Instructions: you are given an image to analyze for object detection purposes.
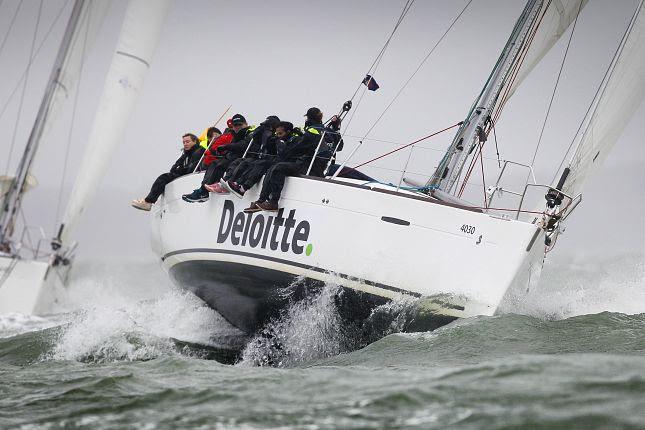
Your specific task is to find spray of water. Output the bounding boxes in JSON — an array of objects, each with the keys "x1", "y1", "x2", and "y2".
[
  {"x1": 500, "y1": 252, "x2": 645, "y2": 319},
  {"x1": 48, "y1": 289, "x2": 242, "y2": 363},
  {"x1": 239, "y1": 282, "x2": 419, "y2": 367}
]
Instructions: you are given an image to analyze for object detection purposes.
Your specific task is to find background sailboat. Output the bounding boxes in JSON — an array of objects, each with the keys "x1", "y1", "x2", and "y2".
[{"x1": 0, "y1": 0, "x2": 169, "y2": 313}]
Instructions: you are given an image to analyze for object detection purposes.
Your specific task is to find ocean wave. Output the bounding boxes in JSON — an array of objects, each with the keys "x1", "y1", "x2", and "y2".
[{"x1": 500, "y1": 252, "x2": 645, "y2": 319}]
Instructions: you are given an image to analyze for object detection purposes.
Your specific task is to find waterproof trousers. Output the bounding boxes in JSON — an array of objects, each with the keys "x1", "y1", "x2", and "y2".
[
  {"x1": 258, "y1": 161, "x2": 302, "y2": 203},
  {"x1": 202, "y1": 157, "x2": 234, "y2": 186},
  {"x1": 232, "y1": 159, "x2": 274, "y2": 189},
  {"x1": 145, "y1": 172, "x2": 180, "y2": 203}
]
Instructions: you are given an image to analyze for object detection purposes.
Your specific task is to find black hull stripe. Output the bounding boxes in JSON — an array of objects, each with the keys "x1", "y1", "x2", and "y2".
[{"x1": 162, "y1": 248, "x2": 422, "y2": 298}]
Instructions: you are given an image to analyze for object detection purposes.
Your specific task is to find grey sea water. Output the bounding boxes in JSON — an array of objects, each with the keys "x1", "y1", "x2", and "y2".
[{"x1": 1, "y1": 255, "x2": 644, "y2": 429}]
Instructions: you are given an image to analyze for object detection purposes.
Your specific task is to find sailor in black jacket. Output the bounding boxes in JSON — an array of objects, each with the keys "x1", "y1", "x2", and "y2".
[
  {"x1": 229, "y1": 121, "x2": 302, "y2": 199},
  {"x1": 250, "y1": 107, "x2": 342, "y2": 212},
  {"x1": 132, "y1": 133, "x2": 204, "y2": 211}
]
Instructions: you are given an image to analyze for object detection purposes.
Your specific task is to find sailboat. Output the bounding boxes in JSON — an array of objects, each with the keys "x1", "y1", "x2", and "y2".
[
  {"x1": 0, "y1": 0, "x2": 169, "y2": 314},
  {"x1": 150, "y1": 0, "x2": 645, "y2": 335}
]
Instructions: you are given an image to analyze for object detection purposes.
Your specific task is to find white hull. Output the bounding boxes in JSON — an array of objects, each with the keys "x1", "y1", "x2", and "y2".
[
  {"x1": 0, "y1": 256, "x2": 62, "y2": 315},
  {"x1": 151, "y1": 173, "x2": 546, "y2": 333}
]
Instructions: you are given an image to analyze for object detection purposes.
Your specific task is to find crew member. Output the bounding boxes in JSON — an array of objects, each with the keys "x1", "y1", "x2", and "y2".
[
  {"x1": 229, "y1": 121, "x2": 302, "y2": 200},
  {"x1": 182, "y1": 113, "x2": 255, "y2": 202},
  {"x1": 252, "y1": 107, "x2": 342, "y2": 212},
  {"x1": 132, "y1": 133, "x2": 204, "y2": 211}
]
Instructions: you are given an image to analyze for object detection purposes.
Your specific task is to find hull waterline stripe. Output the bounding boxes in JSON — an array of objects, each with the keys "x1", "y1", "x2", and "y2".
[{"x1": 162, "y1": 248, "x2": 423, "y2": 298}]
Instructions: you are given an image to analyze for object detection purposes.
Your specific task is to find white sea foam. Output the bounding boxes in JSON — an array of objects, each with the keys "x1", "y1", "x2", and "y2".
[
  {"x1": 239, "y1": 282, "x2": 419, "y2": 367},
  {"x1": 50, "y1": 289, "x2": 242, "y2": 362},
  {"x1": 0, "y1": 313, "x2": 63, "y2": 338},
  {"x1": 239, "y1": 283, "x2": 344, "y2": 367},
  {"x1": 500, "y1": 252, "x2": 645, "y2": 319}
]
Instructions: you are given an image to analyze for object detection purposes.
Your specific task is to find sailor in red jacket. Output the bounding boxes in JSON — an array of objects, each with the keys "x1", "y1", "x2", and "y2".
[{"x1": 202, "y1": 119, "x2": 234, "y2": 167}]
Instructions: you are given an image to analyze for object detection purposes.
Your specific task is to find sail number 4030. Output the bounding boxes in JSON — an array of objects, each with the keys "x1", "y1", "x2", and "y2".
[{"x1": 460, "y1": 224, "x2": 476, "y2": 234}]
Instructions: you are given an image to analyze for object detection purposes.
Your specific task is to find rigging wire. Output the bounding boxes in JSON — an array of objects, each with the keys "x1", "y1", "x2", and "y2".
[
  {"x1": 53, "y1": 4, "x2": 91, "y2": 231},
  {"x1": 353, "y1": 121, "x2": 462, "y2": 169},
  {"x1": 342, "y1": 0, "x2": 415, "y2": 134},
  {"x1": 333, "y1": 0, "x2": 473, "y2": 178},
  {"x1": 359, "y1": 0, "x2": 473, "y2": 142},
  {"x1": 0, "y1": 0, "x2": 22, "y2": 61},
  {"x1": 4, "y1": 0, "x2": 44, "y2": 177},
  {"x1": 456, "y1": 0, "x2": 550, "y2": 198},
  {"x1": 0, "y1": 0, "x2": 71, "y2": 123},
  {"x1": 550, "y1": 0, "x2": 643, "y2": 185},
  {"x1": 527, "y1": 0, "x2": 584, "y2": 172}
]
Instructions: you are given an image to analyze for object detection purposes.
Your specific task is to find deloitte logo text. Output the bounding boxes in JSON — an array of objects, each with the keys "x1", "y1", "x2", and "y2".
[{"x1": 217, "y1": 200, "x2": 313, "y2": 255}]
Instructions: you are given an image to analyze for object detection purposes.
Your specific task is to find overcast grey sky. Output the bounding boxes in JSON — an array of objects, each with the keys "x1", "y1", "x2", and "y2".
[{"x1": 1, "y1": 0, "x2": 644, "y2": 260}]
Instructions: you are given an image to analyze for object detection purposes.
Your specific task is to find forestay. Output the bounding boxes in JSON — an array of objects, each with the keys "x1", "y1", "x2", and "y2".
[
  {"x1": 562, "y1": 0, "x2": 645, "y2": 197},
  {"x1": 59, "y1": 0, "x2": 170, "y2": 246}
]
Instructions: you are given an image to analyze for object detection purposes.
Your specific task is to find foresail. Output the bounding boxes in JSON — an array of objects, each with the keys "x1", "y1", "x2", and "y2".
[
  {"x1": 59, "y1": 0, "x2": 170, "y2": 246},
  {"x1": 506, "y1": 0, "x2": 588, "y2": 99},
  {"x1": 562, "y1": 0, "x2": 645, "y2": 197}
]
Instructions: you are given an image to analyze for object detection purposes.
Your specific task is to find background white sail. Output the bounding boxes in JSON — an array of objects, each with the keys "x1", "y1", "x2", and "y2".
[
  {"x1": 59, "y1": 0, "x2": 170, "y2": 246},
  {"x1": 506, "y1": 0, "x2": 588, "y2": 99},
  {"x1": 563, "y1": 0, "x2": 645, "y2": 197}
]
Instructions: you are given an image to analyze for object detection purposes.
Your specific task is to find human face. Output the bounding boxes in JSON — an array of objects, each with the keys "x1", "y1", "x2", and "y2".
[
  {"x1": 231, "y1": 122, "x2": 246, "y2": 133},
  {"x1": 182, "y1": 136, "x2": 196, "y2": 150},
  {"x1": 275, "y1": 127, "x2": 287, "y2": 138}
]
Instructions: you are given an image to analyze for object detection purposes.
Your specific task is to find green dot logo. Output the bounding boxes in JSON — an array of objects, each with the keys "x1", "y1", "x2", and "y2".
[{"x1": 305, "y1": 244, "x2": 313, "y2": 256}]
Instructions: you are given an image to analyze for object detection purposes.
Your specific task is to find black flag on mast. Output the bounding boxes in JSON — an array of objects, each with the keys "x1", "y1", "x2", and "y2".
[{"x1": 362, "y1": 74, "x2": 380, "y2": 91}]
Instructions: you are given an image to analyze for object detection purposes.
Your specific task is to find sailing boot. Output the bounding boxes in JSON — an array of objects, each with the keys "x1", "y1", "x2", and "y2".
[
  {"x1": 257, "y1": 201, "x2": 279, "y2": 212},
  {"x1": 243, "y1": 201, "x2": 262, "y2": 213}
]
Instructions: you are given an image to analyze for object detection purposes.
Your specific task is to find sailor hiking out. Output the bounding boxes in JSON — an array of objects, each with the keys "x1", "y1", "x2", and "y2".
[
  {"x1": 132, "y1": 133, "x2": 203, "y2": 211},
  {"x1": 182, "y1": 113, "x2": 256, "y2": 203}
]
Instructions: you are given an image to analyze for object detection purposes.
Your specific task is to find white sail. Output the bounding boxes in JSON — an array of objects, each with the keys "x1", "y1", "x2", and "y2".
[
  {"x1": 40, "y1": 1, "x2": 110, "y2": 142},
  {"x1": 59, "y1": 0, "x2": 170, "y2": 246},
  {"x1": 506, "y1": 0, "x2": 588, "y2": 99},
  {"x1": 562, "y1": 0, "x2": 645, "y2": 197}
]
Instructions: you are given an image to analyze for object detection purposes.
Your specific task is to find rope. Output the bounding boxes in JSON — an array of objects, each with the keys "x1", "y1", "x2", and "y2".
[
  {"x1": 53, "y1": 3, "x2": 92, "y2": 230},
  {"x1": 528, "y1": 0, "x2": 583, "y2": 170},
  {"x1": 0, "y1": 0, "x2": 22, "y2": 61},
  {"x1": 0, "y1": 0, "x2": 71, "y2": 123},
  {"x1": 353, "y1": 121, "x2": 462, "y2": 169},
  {"x1": 4, "y1": 0, "x2": 43, "y2": 177}
]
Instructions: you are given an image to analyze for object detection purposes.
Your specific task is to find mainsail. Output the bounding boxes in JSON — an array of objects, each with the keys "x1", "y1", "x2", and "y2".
[
  {"x1": 58, "y1": 0, "x2": 170, "y2": 246},
  {"x1": 562, "y1": 0, "x2": 645, "y2": 197},
  {"x1": 506, "y1": 0, "x2": 588, "y2": 99}
]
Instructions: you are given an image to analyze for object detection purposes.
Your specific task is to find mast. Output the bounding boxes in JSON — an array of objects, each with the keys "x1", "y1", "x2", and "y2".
[
  {"x1": 0, "y1": 0, "x2": 86, "y2": 252},
  {"x1": 429, "y1": 0, "x2": 544, "y2": 195}
]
